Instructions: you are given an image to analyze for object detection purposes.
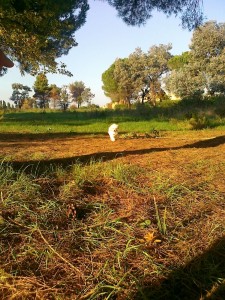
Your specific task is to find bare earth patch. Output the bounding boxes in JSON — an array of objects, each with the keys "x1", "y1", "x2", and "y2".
[{"x1": 1, "y1": 131, "x2": 225, "y2": 166}]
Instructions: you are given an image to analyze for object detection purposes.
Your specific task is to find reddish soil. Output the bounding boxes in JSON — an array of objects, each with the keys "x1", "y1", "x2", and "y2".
[{"x1": 1, "y1": 131, "x2": 225, "y2": 170}]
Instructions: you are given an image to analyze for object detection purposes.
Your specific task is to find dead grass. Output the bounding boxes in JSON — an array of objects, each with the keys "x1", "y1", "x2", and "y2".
[{"x1": 0, "y1": 130, "x2": 225, "y2": 299}]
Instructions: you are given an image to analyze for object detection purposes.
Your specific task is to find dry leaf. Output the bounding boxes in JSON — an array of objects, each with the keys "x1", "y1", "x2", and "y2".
[
  {"x1": 138, "y1": 239, "x2": 146, "y2": 243},
  {"x1": 154, "y1": 239, "x2": 162, "y2": 243},
  {"x1": 144, "y1": 231, "x2": 155, "y2": 243}
]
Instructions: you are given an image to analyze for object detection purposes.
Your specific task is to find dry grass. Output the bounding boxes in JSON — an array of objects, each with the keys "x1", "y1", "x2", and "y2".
[{"x1": 0, "y1": 130, "x2": 225, "y2": 299}]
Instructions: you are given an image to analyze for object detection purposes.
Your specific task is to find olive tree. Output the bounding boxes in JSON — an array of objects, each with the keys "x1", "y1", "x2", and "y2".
[
  {"x1": 128, "y1": 45, "x2": 172, "y2": 105},
  {"x1": 102, "y1": 44, "x2": 172, "y2": 106},
  {"x1": 165, "y1": 21, "x2": 225, "y2": 98}
]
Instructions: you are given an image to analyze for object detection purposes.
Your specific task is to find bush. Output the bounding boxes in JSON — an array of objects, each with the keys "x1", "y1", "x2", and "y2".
[{"x1": 188, "y1": 114, "x2": 209, "y2": 130}]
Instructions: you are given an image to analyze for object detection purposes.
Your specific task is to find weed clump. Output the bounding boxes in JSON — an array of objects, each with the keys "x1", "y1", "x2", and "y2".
[{"x1": 188, "y1": 114, "x2": 209, "y2": 130}]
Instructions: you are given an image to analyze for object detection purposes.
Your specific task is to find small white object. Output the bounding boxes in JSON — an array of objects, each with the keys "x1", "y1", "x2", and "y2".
[{"x1": 108, "y1": 123, "x2": 119, "y2": 142}]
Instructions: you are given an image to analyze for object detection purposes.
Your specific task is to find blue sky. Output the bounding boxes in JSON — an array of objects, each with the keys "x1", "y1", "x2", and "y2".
[{"x1": 1, "y1": 0, "x2": 225, "y2": 107}]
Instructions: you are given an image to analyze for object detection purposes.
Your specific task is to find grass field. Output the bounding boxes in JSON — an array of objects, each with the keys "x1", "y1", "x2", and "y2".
[
  {"x1": 1, "y1": 96, "x2": 225, "y2": 134},
  {"x1": 0, "y1": 102, "x2": 225, "y2": 299}
]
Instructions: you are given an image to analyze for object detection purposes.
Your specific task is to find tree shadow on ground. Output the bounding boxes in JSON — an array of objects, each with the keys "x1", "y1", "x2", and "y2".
[
  {"x1": 135, "y1": 236, "x2": 225, "y2": 300},
  {"x1": 4, "y1": 135, "x2": 225, "y2": 172},
  {"x1": 0, "y1": 132, "x2": 106, "y2": 141},
  {"x1": 182, "y1": 135, "x2": 225, "y2": 148}
]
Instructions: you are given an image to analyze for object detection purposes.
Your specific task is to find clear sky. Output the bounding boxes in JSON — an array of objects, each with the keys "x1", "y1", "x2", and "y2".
[{"x1": 1, "y1": 0, "x2": 225, "y2": 107}]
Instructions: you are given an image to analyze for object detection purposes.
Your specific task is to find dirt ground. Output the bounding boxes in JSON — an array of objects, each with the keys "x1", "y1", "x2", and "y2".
[{"x1": 1, "y1": 131, "x2": 225, "y2": 170}]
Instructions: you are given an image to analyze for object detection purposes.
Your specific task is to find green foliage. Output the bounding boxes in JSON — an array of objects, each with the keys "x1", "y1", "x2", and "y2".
[
  {"x1": 102, "y1": 44, "x2": 172, "y2": 105},
  {"x1": 0, "y1": 0, "x2": 206, "y2": 77},
  {"x1": 188, "y1": 114, "x2": 209, "y2": 130},
  {"x1": 168, "y1": 51, "x2": 190, "y2": 70},
  {"x1": 68, "y1": 81, "x2": 94, "y2": 108},
  {"x1": 190, "y1": 21, "x2": 225, "y2": 94},
  {"x1": 33, "y1": 73, "x2": 49, "y2": 94},
  {"x1": 33, "y1": 73, "x2": 50, "y2": 108},
  {"x1": 102, "y1": 63, "x2": 120, "y2": 102},
  {"x1": 113, "y1": 57, "x2": 134, "y2": 107},
  {"x1": 10, "y1": 83, "x2": 32, "y2": 109},
  {"x1": 59, "y1": 86, "x2": 69, "y2": 111},
  {"x1": 165, "y1": 21, "x2": 225, "y2": 98},
  {"x1": 104, "y1": 0, "x2": 203, "y2": 29},
  {"x1": 49, "y1": 84, "x2": 61, "y2": 109},
  {"x1": 81, "y1": 87, "x2": 95, "y2": 107},
  {"x1": 0, "y1": 0, "x2": 89, "y2": 75}
]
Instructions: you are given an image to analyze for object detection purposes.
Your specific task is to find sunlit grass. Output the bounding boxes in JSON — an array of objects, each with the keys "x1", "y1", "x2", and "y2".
[
  {"x1": 0, "y1": 118, "x2": 185, "y2": 133},
  {"x1": 0, "y1": 156, "x2": 224, "y2": 299},
  {"x1": 1, "y1": 97, "x2": 225, "y2": 134}
]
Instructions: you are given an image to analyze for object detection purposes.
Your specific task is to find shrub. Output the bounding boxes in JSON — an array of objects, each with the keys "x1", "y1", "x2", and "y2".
[{"x1": 188, "y1": 114, "x2": 209, "y2": 130}]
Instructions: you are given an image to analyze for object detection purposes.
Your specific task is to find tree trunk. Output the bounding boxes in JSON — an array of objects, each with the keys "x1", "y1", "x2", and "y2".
[{"x1": 127, "y1": 97, "x2": 131, "y2": 108}]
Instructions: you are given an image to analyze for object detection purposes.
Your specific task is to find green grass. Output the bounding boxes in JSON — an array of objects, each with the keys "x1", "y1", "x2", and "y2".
[{"x1": 1, "y1": 96, "x2": 225, "y2": 134}]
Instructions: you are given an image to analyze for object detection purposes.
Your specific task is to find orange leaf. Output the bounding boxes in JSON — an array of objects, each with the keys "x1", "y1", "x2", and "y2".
[{"x1": 144, "y1": 231, "x2": 155, "y2": 243}]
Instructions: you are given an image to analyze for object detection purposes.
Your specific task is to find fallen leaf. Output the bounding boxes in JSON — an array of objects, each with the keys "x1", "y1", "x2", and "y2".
[
  {"x1": 144, "y1": 231, "x2": 155, "y2": 243},
  {"x1": 154, "y1": 239, "x2": 162, "y2": 243}
]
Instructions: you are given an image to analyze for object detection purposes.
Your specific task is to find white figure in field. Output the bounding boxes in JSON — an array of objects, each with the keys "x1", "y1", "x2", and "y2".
[{"x1": 108, "y1": 123, "x2": 119, "y2": 142}]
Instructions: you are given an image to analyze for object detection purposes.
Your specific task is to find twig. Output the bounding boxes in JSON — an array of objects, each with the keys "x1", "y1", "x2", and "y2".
[{"x1": 36, "y1": 228, "x2": 84, "y2": 279}]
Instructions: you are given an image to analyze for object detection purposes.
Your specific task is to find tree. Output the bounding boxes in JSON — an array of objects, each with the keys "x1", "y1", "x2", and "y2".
[
  {"x1": 102, "y1": 63, "x2": 121, "y2": 102},
  {"x1": 126, "y1": 47, "x2": 149, "y2": 104},
  {"x1": 60, "y1": 86, "x2": 70, "y2": 111},
  {"x1": 102, "y1": 44, "x2": 172, "y2": 106},
  {"x1": 164, "y1": 65, "x2": 203, "y2": 98},
  {"x1": 69, "y1": 81, "x2": 85, "y2": 108},
  {"x1": 0, "y1": 0, "x2": 204, "y2": 76},
  {"x1": 7, "y1": 102, "x2": 11, "y2": 109},
  {"x1": 10, "y1": 83, "x2": 32, "y2": 108},
  {"x1": 129, "y1": 45, "x2": 172, "y2": 105},
  {"x1": 190, "y1": 21, "x2": 225, "y2": 95},
  {"x1": 68, "y1": 81, "x2": 94, "y2": 108},
  {"x1": 168, "y1": 52, "x2": 190, "y2": 70},
  {"x1": 0, "y1": 0, "x2": 89, "y2": 75},
  {"x1": 104, "y1": 0, "x2": 204, "y2": 29},
  {"x1": 113, "y1": 58, "x2": 136, "y2": 107},
  {"x1": 33, "y1": 73, "x2": 50, "y2": 109},
  {"x1": 207, "y1": 48, "x2": 225, "y2": 94},
  {"x1": 165, "y1": 21, "x2": 225, "y2": 98},
  {"x1": 21, "y1": 98, "x2": 36, "y2": 110},
  {"x1": 81, "y1": 88, "x2": 95, "y2": 106},
  {"x1": 2, "y1": 100, "x2": 7, "y2": 109},
  {"x1": 49, "y1": 84, "x2": 61, "y2": 109}
]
